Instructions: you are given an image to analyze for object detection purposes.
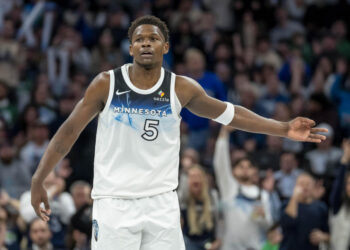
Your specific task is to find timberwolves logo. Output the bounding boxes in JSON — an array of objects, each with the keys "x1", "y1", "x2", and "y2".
[
  {"x1": 153, "y1": 90, "x2": 169, "y2": 102},
  {"x1": 92, "y1": 219, "x2": 99, "y2": 242}
]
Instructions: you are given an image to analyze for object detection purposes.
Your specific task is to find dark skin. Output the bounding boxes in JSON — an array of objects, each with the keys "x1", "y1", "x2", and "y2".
[{"x1": 31, "y1": 24, "x2": 328, "y2": 221}]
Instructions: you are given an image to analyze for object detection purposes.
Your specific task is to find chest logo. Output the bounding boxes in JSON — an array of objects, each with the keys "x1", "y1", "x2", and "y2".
[
  {"x1": 158, "y1": 90, "x2": 165, "y2": 97},
  {"x1": 116, "y1": 89, "x2": 131, "y2": 95},
  {"x1": 154, "y1": 90, "x2": 169, "y2": 102}
]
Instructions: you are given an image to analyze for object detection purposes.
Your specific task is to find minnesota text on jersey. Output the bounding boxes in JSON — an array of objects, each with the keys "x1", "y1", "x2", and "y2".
[{"x1": 113, "y1": 106, "x2": 168, "y2": 117}]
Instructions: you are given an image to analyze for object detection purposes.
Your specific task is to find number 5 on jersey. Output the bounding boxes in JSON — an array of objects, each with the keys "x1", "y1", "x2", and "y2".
[{"x1": 142, "y1": 119, "x2": 159, "y2": 141}]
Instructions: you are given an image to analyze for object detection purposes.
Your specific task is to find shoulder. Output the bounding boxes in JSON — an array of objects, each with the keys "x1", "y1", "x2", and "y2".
[
  {"x1": 175, "y1": 75, "x2": 205, "y2": 107},
  {"x1": 175, "y1": 75, "x2": 200, "y2": 88},
  {"x1": 86, "y1": 71, "x2": 110, "y2": 95},
  {"x1": 84, "y1": 71, "x2": 110, "y2": 106},
  {"x1": 92, "y1": 71, "x2": 110, "y2": 89}
]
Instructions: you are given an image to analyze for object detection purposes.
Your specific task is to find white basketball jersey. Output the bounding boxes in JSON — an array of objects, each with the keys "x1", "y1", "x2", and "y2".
[{"x1": 91, "y1": 64, "x2": 182, "y2": 199}]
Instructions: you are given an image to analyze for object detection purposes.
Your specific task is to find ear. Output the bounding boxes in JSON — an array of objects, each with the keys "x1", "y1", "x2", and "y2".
[
  {"x1": 129, "y1": 44, "x2": 133, "y2": 57},
  {"x1": 163, "y1": 42, "x2": 169, "y2": 55}
]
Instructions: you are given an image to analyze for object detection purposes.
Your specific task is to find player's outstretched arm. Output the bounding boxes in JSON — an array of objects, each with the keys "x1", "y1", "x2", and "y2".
[
  {"x1": 177, "y1": 75, "x2": 327, "y2": 143},
  {"x1": 31, "y1": 72, "x2": 109, "y2": 221}
]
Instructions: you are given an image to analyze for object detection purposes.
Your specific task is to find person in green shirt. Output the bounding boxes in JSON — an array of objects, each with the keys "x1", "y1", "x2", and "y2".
[{"x1": 262, "y1": 224, "x2": 282, "y2": 250}]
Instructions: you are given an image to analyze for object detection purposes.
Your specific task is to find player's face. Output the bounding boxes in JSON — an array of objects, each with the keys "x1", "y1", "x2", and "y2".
[{"x1": 129, "y1": 24, "x2": 169, "y2": 69}]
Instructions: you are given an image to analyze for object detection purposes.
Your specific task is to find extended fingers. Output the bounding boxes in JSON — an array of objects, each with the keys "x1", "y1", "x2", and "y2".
[
  {"x1": 309, "y1": 133, "x2": 326, "y2": 141},
  {"x1": 299, "y1": 117, "x2": 315, "y2": 127},
  {"x1": 33, "y1": 204, "x2": 49, "y2": 222},
  {"x1": 306, "y1": 134, "x2": 326, "y2": 143},
  {"x1": 311, "y1": 127, "x2": 328, "y2": 133},
  {"x1": 40, "y1": 208, "x2": 50, "y2": 222}
]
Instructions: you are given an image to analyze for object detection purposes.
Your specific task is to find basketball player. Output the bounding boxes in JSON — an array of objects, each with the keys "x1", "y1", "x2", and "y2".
[{"x1": 31, "y1": 16, "x2": 327, "y2": 250}]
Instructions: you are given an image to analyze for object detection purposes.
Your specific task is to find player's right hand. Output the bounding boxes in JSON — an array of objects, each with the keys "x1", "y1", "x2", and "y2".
[{"x1": 31, "y1": 181, "x2": 51, "y2": 222}]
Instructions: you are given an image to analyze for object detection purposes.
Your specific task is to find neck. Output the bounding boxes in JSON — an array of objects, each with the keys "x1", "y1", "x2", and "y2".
[{"x1": 129, "y1": 62, "x2": 162, "y2": 90}]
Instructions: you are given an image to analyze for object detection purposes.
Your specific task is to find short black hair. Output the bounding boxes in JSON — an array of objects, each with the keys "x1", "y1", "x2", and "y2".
[{"x1": 128, "y1": 15, "x2": 169, "y2": 43}]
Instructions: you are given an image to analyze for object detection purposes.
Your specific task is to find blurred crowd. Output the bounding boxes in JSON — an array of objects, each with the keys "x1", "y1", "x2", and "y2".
[{"x1": 0, "y1": 0, "x2": 350, "y2": 249}]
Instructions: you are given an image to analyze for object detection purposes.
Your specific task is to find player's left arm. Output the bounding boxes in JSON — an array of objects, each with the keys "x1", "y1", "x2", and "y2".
[{"x1": 176, "y1": 75, "x2": 327, "y2": 143}]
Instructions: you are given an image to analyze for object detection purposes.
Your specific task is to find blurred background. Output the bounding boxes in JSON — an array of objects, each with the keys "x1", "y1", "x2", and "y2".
[{"x1": 0, "y1": 0, "x2": 350, "y2": 249}]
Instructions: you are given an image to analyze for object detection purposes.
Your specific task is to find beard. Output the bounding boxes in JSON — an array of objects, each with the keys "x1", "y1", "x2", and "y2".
[{"x1": 239, "y1": 175, "x2": 250, "y2": 183}]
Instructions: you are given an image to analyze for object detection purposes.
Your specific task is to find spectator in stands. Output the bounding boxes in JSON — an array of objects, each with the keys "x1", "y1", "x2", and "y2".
[
  {"x1": 29, "y1": 218, "x2": 52, "y2": 250},
  {"x1": 306, "y1": 93, "x2": 339, "y2": 131},
  {"x1": 262, "y1": 223, "x2": 282, "y2": 250},
  {"x1": 306, "y1": 123, "x2": 342, "y2": 176},
  {"x1": 91, "y1": 28, "x2": 124, "y2": 75},
  {"x1": 255, "y1": 36, "x2": 282, "y2": 70},
  {"x1": 30, "y1": 75, "x2": 57, "y2": 124},
  {"x1": 20, "y1": 172, "x2": 75, "y2": 249},
  {"x1": 274, "y1": 152, "x2": 303, "y2": 200},
  {"x1": 70, "y1": 181, "x2": 92, "y2": 210},
  {"x1": 0, "y1": 19, "x2": 23, "y2": 87},
  {"x1": 0, "y1": 81, "x2": 17, "y2": 130},
  {"x1": 258, "y1": 73, "x2": 289, "y2": 116},
  {"x1": 330, "y1": 70, "x2": 350, "y2": 136},
  {"x1": 19, "y1": 121, "x2": 50, "y2": 175},
  {"x1": 0, "y1": 206, "x2": 7, "y2": 250},
  {"x1": 262, "y1": 169, "x2": 282, "y2": 224},
  {"x1": 329, "y1": 139, "x2": 350, "y2": 250},
  {"x1": 231, "y1": 83, "x2": 266, "y2": 148},
  {"x1": 0, "y1": 190, "x2": 23, "y2": 250},
  {"x1": 178, "y1": 148, "x2": 200, "y2": 201},
  {"x1": 68, "y1": 181, "x2": 92, "y2": 250},
  {"x1": 331, "y1": 20, "x2": 350, "y2": 60},
  {"x1": 49, "y1": 94, "x2": 75, "y2": 136},
  {"x1": 0, "y1": 142, "x2": 31, "y2": 199},
  {"x1": 214, "y1": 126, "x2": 273, "y2": 250},
  {"x1": 181, "y1": 48, "x2": 226, "y2": 151},
  {"x1": 250, "y1": 135, "x2": 283, "y2": 171},
  {"x1": 270, "y1": 8, "x2": 305, "y2": 46},
  {"x1": 180, "y1": 165, "x2": 220, "y2": 250},
  {"x1": 0, "y1": 0, "x2": 349, "y2": 248},
  {"x1": 280, "y1": 173, "x2": 329, "y2": 250},
  {"x1": 13, "y1": 104, "x2": 39, "y2": 137},
  {"x1": 0, "y1": 119, "x2": 7, "y2": 147},
  {"x1": 171, "y1": 17, "x2": 204, "y2": 63}
]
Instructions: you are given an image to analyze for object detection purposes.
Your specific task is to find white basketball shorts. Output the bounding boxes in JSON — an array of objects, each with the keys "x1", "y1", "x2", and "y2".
[{"x1": 91, "y1": 190, "x2": 185, "y2": 250}]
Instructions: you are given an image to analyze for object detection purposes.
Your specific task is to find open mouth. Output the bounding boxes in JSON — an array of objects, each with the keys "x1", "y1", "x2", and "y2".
[{"x1": 141, "y1": 51, "x2": 153, "y2": 57}]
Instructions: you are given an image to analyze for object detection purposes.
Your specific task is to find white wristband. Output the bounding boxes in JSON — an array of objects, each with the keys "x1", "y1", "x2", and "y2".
[{"x1": 213, "y1": 102, "x2": 235, "y2": 125}]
